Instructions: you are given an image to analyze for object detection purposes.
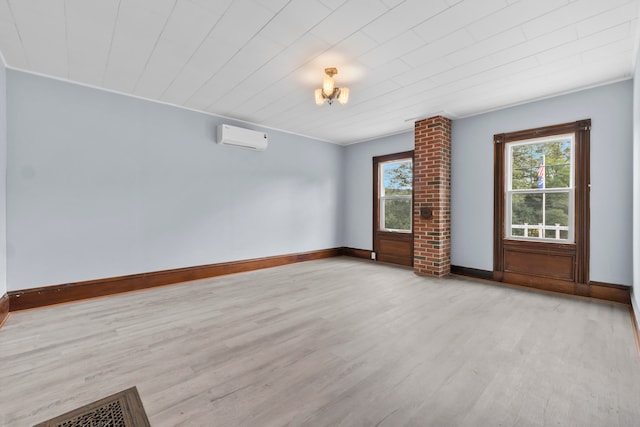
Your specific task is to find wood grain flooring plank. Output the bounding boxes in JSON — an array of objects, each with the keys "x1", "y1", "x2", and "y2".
[{"x1": 0, "y1": 257, "x2": 639, "y2": 426}]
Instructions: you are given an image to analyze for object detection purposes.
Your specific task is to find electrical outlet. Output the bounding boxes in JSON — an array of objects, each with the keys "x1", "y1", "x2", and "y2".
[{"x1": 371, "y1": 252, "x2": 376, "y2": 260}]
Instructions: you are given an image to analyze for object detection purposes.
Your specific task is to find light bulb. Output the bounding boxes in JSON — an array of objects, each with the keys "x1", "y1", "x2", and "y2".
[
  {"x1": 322, "y1": 76, "x2": 334, "y2": 96},
  {"x1": 338, "y1": 87, "x2": 349, "y2": 105}
]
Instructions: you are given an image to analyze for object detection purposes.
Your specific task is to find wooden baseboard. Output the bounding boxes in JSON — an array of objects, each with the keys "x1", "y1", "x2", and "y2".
[
  {"x1": 340, "y1": 247, "x2": 373, "y2": 260},
  {"x1": 340, "y1": 247, "x2": 417, "y2": 270},
  {"x1": 631, "y1": 296, "x2": 640, "y2": 359},
  {"x1": 501, "y1": 272, "x2": 576, "y2": 296},
  {"x1": 499, "y1": 273, "x2": 630, "y2": 305},
  {"x1": 451, "y1": 266, "x2": 630, "y2": 305},
  {"x1": 506, "y1": 276, "x2": 630, "y2": 305},
  {"x1": 450, "y1": 265, "x2": 493, "y2": 281},
  {"x1": 587, "y1": 281, "x2": 631, "y2": 305},
  {"x1": 8, "y1": 248, "x2": 341, "y2": 312},
  {"x1": 0, "y1": 293, "x2": 9, "y2": 329},
  {"x1": 7, "y1": 249, "x2": 631, "y2": 314}
]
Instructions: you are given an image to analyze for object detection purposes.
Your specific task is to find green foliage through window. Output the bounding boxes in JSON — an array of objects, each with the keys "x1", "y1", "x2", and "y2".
[
  {"x1": 381, "y1": 160, "x2": 412, "y2": 231},
  {"x1": 507, "y1": 136, "x2": 573, "y2": 241},
  {"x1": 511, "y1": 139, "x2": 571, "y2": 190}
]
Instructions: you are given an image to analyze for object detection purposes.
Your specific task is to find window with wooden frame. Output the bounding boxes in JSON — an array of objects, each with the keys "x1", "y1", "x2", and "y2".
[
  {"x1": 379, "y1": 158, "x2": 413, "y2": 233},
  {"x1": 505, "y1": 134, "x2": 574, "y2": 242},
  {"x1": 494, "y1": 120, "x2": 590, "y2": 294}
]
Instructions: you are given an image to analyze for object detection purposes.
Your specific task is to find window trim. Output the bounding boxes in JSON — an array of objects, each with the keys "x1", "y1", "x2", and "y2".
[{"x1": 494, "y1": 119, "x2": 591, "y2": 285}]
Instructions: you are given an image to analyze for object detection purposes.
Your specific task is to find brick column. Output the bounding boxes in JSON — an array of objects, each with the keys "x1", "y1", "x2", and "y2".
[{"x1": 413, "y1": 116, "x2": 451, "y2": 277}]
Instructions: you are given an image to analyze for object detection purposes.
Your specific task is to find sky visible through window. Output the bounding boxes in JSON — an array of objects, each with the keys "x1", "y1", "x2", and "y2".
[
  {"x1": 383, "y1": 161, "x2": 412, "y2": 192},
  {"x1": 511, "y1": 138, "x2": 571, "y2": 190}
]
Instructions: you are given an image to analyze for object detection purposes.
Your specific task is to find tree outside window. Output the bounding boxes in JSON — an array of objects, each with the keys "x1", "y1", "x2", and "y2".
[
  {"x1": 380, "y1": 160, "x2": 412, "y2": 232},
  {"x1": 507, "y1": 135, "x2": 574, "y2": 241}
]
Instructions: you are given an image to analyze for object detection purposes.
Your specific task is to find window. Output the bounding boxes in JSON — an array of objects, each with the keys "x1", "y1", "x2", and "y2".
[
  {"x1": 505, "y1": 134, "x2": 574, "y2": 242},
  {"x1": 493, "y1": 119, "x2": 591, "y2": 290},
  {"x1": 379, "y1": 159, "x2": 412, "y2": 232}
]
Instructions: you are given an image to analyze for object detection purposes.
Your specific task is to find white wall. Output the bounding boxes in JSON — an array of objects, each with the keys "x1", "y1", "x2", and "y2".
[
  {"x1": 453, "y1": 80, "x2": 633, "y2": 286},
  {"x1": 6, "y1": 71, "x2": 344, "y2": 291},
  {"x1": 0, "y1": 58, "x2": 6, "y2": 297},
  {"x1": 633, "y1": 49, "x2": 640, "y2": 322},
  {"x1": 342, "y1": 131, "x2": 414, "y2": 250}
]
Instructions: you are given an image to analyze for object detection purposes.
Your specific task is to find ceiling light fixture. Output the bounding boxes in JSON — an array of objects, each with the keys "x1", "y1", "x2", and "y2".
[{"x1": 314, "y1": 67, "x2": 349, "y2": 106}]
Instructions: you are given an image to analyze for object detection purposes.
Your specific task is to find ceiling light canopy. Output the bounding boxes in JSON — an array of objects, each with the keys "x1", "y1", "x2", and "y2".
[{"x1": 315, "y1": 67, "x2": 349, "y2": 106}]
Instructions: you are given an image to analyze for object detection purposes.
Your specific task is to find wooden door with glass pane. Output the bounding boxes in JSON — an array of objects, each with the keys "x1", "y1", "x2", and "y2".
[
  {"x1": 373, "y1": 151, "x2": 414, "y2": 267},
  {"x1": 494, "y1": 120, "x2": 590, "y2": 293}
]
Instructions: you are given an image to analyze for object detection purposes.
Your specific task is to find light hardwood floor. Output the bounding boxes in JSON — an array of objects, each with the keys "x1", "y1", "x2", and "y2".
[{"x1": 1, "y1": 257, "x2": 639, "y2": 426}]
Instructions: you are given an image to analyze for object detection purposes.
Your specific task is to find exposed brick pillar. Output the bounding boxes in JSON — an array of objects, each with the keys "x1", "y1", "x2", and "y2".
[{"x1": 413, "y1": 116, "x2": 451, "y2": 277}]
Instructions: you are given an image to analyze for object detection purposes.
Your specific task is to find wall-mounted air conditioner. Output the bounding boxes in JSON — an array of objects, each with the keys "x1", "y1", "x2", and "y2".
[{"x1": 216, "y1": 124, "x2": 268, "y2": 151}]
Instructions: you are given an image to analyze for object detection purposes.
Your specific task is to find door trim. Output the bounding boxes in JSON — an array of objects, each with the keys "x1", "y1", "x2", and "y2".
[{"x1": 373, "y1": 150, "x2": 415, "y2": 267}]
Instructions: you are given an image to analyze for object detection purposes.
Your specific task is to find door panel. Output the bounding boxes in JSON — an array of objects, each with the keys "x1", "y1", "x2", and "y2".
[
  {"x1": 379, "y1": 237, "x2": 412, "y2": 257},
  {"x1": 503, "y1": 240, "x2": 575, "y2": 281},
  {"x1": 376, "y1": 232, "x2": 413, "y2": 266},
  {"x1": 373, "y1": 151, "x2": 414, "y2": 267}
]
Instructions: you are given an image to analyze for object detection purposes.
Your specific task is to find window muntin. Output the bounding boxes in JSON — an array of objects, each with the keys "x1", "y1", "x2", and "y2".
[
  {"x1": 505, "y1": 134, "x2": 574, "y2": 242},
  {"x1": 379, "y1": 159, "x2": 412, "y2": 232}
]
